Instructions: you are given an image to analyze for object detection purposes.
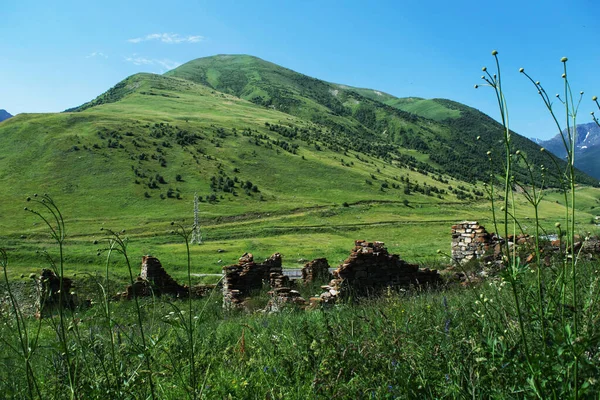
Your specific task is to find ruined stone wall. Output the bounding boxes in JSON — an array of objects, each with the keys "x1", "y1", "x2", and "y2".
[
  {"x1": 301, "y1": 258, "x2": 331, "y2": 283},
  {"x1": 320, "y1": 240, "x2": 440, "y2": 303},
  {"x1": 139, "y1": 256, "x2": 187, "y2": 297},
  {"x1": 222, "y1": 253, "x2": 284, "y2": 309},
  {"x1": 451, "y1": 221, "x2": 500, "y2": 264}
]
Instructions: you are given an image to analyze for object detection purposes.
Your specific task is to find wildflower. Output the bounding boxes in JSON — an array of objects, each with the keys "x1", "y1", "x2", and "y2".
[
  {"x1": 593, "y1": 96, "x2": 598, "y2": 101},
  {"x1": 519, "y1": 68, "x2": 524, "y2": 73},
  {"x1": 482, "y1": 67, "x2": 487, "y2": 72},
  {"x1": 540, "y1": 147, "x2": 545, "y2": 152},
  {"x1": 29, "y1": 273, "x2": 36, "y2": 279},
  {"x1": 562, "y1": 74, "x2": 566, "y2": 78},
  {"x1": 476, "y1": 135, "x2": 481, "y2": 140},
  {"x1": 491, "y1": 50, "x2": 498, "y2": 55},
  {"x1": 474, "y1": 84, "x2": 479, "y2": 89},
  {"x1": 555, "y1": 222, "x2": 561, "y2": 228},
  {"x1": 561, "y1": 57, "x2": 568, "y2": 63}
]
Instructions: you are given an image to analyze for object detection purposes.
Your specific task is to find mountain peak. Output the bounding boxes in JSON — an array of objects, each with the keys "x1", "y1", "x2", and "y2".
[{"x1": 0, "y1": 109, "x2": 12, "y2": 122}]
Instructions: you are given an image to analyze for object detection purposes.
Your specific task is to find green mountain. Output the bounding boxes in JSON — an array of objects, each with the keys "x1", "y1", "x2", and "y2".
[
  {"x1": 1, "y1": 55, "x2": 598, "y2": 269},
  {"x1": 164, "y1": 55, "x2": 595, "y2": 186}
]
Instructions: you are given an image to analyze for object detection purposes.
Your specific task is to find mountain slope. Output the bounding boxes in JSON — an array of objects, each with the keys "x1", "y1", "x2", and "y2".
[
  {"x1": 1, "y1": 71, "x2": 480, "y2": 237},
  {"x1": 539, "y1": 122, "x2": 600, "y2": 180},
  {"x1": 2, "y1": 55, "x2": 599, "y2": 272},
  {"x1": 165, "y1": 55, "x2": 596, "y2": 186},
  {"x1": 0, "y1": 109, "x2": 12, "y2": 122}
]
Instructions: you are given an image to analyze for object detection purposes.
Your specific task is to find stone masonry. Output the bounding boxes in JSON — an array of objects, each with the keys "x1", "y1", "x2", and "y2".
[
  {"x1": 319, "y1": 240, "x2": 440, "y2": 303},
  {"x1": 301, "y1": 258, "x2": 331, "y2": 284},
  {"x1": 139, "y1": 255, "x2": 187, "y2": 297},
  {"x1": 451, "y1": 221, "x2": 503, "y2": 264},
  {"x1": 222, "y1": 252, "x2": 285, "y2": 309}
]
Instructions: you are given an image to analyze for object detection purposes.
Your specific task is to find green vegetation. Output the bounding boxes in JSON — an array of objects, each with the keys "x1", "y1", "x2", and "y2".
[{"x1": 1, "y1": 53, "x2": 600, "y2": 398}]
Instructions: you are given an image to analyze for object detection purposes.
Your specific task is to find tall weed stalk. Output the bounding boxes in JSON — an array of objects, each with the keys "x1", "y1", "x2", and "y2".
[
  {"x1": 102, "y1": 228, "x2": 156, "y2": 400},
  {"x1": 477, "y1": 52, "x2": 595, "y2": 397},
  {"x1": 24, "y1": 194, "x2": 77, "y2": 398},
  {"x1": 1, "y1": 248, "x2": 42, "y2": 398},
  {"x1": 171, "y1": 221, "x2": 198, "y2": 399}
]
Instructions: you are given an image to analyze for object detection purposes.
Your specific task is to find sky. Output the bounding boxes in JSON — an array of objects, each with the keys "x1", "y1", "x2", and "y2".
[{"x1": 1, "y1": 0, "x2": 598, "y2": 140}]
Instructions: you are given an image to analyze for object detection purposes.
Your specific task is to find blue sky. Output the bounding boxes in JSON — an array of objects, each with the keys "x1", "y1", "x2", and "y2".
[{"x1": 1, "y1": 0, "x2": 598, "y2": 140}]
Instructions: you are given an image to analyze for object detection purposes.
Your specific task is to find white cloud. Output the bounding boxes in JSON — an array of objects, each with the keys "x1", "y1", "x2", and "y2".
[
  {"x1": 156, "y1": 59, "x2": 181, "y2": 70},
  {"x1": 124, "y1": 55, "x2": 154, "y2": 65},
  {"x1": 86, "y1": 52, "x2": 108, "y2": 59},
  {"x1": 124, "y1": 54, "x2": 181, "y2": 71},
  {"x1": 127, "y1": 33, "x2": 204, "y2": 44}
]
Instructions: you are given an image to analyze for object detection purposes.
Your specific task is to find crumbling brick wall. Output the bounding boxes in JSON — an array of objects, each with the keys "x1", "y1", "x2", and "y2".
[{"x1": 319, "y1": 240, "x2": 440, "y2": 303}]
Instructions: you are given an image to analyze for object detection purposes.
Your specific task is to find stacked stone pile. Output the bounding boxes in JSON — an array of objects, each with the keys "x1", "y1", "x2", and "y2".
[
  {"x1": 269, "y1": 272, "x2": 290, "y2": 288},
  {"x1": 452, "y1": 221, "x2": 493, "y2": 263},
  {"x1": 319, "y1": 240, "x2": 440, "y2": 303},
  {"x1": 36, "y1": 269, "x2": 76, "y2": 317},
  {"x1": 301, "y1": 258, "x2": 331, "y2": 283}
]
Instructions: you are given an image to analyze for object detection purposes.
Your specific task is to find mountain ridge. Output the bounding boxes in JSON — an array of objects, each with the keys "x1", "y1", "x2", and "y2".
[
  {"x1": 538, "y1": 122, "x2": 600, "y2": 180},
  {"x1": 0, "y1": 109, "x2": 12, "y2": 122}
]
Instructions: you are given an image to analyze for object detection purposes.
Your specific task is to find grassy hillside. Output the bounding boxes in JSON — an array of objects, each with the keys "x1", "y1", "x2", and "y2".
[
  {"x1": 1, "y1": 56, "x2": 598, "y2": 279},
  {"x1": 166, "y1": 55, "x2": 597, "y2": 186}
]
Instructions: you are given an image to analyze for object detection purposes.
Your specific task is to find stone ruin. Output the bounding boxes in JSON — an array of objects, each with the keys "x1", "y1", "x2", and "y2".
[
  {"x1": 451, "y1": 221, "x2": 502, "y2": 264},
  {"x1": 223, "y1": 252, "x2": 309, "y2": 310},
  {"x1": 451, "y1": 220, "x2": 600, "y2": 266},
  {"x1": 36, "y1": 269, "x2": 76, "y2": 318},
  {"x1": 318, "y1": 241, "x2": 441, "y2": 304},
  {"x1": 222, "y1": 241, "x2": 442, "y2": 310},
  {"x1": 301, "y1": 258, "x2": 331, "y2": 283},
  {"x1": 119, "y1": 255, "x2": 218, "y2": 300},
  {"x1": 120, "y1": 256, "x2": 188, "y2": 299}
]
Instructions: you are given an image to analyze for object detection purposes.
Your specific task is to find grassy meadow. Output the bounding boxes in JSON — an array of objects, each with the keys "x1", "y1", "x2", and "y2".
[{"x1": 1, "y1": 54, "x2": 600, "y2": 398}]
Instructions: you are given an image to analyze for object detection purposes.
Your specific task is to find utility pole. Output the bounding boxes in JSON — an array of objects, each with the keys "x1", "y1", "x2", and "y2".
[{"x1": 191, "y1": 192, "x2": 202, "y2": 244}]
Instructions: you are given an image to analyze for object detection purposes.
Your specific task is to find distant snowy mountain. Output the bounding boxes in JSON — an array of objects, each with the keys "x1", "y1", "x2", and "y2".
[
  {"x1": 0, "y1": 109, "x2": 12, "y2": 122},
  {"x1": 537, "y1": 122, "x2": 600, "y2": 180}
]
